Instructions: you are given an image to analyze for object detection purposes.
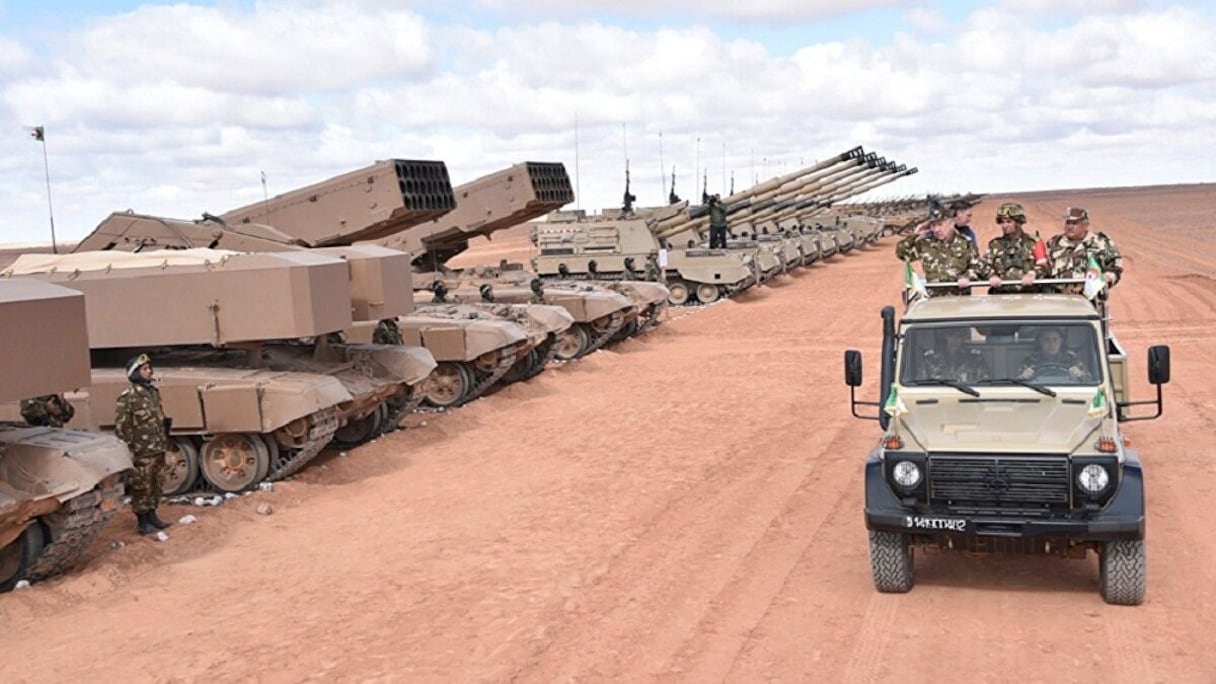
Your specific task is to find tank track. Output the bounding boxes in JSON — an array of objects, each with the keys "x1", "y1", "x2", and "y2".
[
  {"x1": 268, "y1": 411, "x2": 340, "y2": 481},
  {"x1": 524, "y1": 336, "x2": 559, "y2": 379},
  {"x1": 26, "y1": 480, "x2": 125, "y2": 583},
  {"x1": 460, "y1": 345, "x2": 524, "y2": 405},
  {"x1": 581, "y1": 311, "x2": 627, "y2": 356},
  {"x1": 378, "y1": 388, "x2": 425, "y2": 436}
]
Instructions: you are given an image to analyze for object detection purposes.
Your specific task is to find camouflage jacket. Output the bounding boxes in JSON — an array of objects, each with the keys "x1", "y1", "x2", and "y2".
[
  {"x1": 1017, "y1": 350, "x2": 1092, "y2": 380},
  {"x1": 920, "y1": 348, "x2": 992, "y2": 383},
  {"x1": 643, "y1": 257, "x2": 660, "y2": 281},
  {"x1": 985, "y1": 233, "x2": 1046, "y2": 292},
  {"x1": 896, "y1": 232, "x2": 983, "y2": 294},
  {"x1": 708, "y1": 203, "x2": 728, "y2": 228},
  {"x1": 115, "y1": 382, "x2": 169, "y2": 456},
  {"x1": 19, "y1": 394, "x2": 75, "y2": 428},
  {"x1": 1046, "y1": 231, "x2": 1123, "y2": 294},
  {"x1": 372, "y1": 319, "x2": 403, "y2": 345}
]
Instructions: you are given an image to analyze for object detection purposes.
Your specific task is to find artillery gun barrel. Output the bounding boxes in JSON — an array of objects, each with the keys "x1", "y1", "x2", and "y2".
[
  {"x1": 220, "y1": 159, "x2": 458, "y2": 246},
  {"x1": 650, "y1": 151, "x2": 871, "y2": 240}
]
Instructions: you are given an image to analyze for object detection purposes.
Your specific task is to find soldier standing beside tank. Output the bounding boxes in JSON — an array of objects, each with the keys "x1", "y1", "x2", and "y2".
[
  {"x1": 644, "y1": 250, "x2": 664, "y2": 283},
  {"x1": 114, "y1": 353, "x2": 173, "y2": 535},
  {"x1": 1047, "y1": 207, "x2": 1123, "y2": 295},
  {"x1": 895, "y1": 213, "x2": 983, "y2": 296},
  {"x1": 984, "y1": 202, "x2": 1047, "y2": 294},
  {"x1": 19, "y1": 393, "x2": 75, "y2": 428},
  {"x1": 707, "y1": 194, "x2": 728, "y2": 249}
]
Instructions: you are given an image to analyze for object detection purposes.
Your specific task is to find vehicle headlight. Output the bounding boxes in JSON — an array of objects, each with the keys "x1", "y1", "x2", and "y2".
[
  {"x1": 892, "y1": 460, "x2": 922, "y2": 488},
  {"x1": 1077, "y1": 464, "x2": 1110, "y2": 493}
]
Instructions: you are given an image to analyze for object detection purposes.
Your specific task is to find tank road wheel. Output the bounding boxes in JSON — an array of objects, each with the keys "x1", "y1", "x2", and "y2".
[
  {"x1": 667, "y1": 281, "x2": 691, "y2": 306},
  {"x1": 1099, "y1": 540, "x2": 1146, "y2": 605},
  {"x1": 554, "y1": 326, "x2": 592, "y2": 361},
  {"x1": 424, "y1": 362, "x2": 475, "y2": 409},
  {"x1": 695, "y1": 283, "x2": 721, "y2": 304},
  {"x1": 161, "y1": 437, "x2": 201, "y2": 496},
  {"x1": 0, "y1": 525, "x2": 45, "y2": 592},
  {"x1": 200, "y1": 433, "x2": 272, "y2": 493},
  {"x1": 868, "y1": 531, "x2": 914, "y2": 593},
  {"x1": 331, "y1": 405, "x2": 385, "y2": 450}
]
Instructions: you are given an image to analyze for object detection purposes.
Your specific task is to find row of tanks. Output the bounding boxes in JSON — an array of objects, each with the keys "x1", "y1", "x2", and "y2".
[
  {"x1": 527, "y1": 146, "x2": 918, "y2": 305},
  {"x1": 0, "y1": 145, "x2": 913, "y2": 590}
]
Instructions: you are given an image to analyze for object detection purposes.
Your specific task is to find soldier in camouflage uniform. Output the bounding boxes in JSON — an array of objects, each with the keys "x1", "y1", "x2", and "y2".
[
  {"x1": 1018, "y1": 327, "x2": 1092, "y2": 381},
  {"x1": 114, "y1": 353, "x2": 173, "y2": 535},
  {"x1": 373, "y1": 319, "x2": 403, "y2": 345},
  {"x1": 528, "y1": 278, "x2": 546, "y2": 305},
  {"x1": 895, "y1": 215, "x2": 985, "y2": 296},
  {"x1": 19, "y1": 393, "x2": 75, "y2": 428},
  {"x1": 1047, "y1": 207, "x2": 1123, "y2": 295},
  {"x1": 643, "y1": 251, "x2": 662, "y2": 282},
  {"x1": 984, "y1": 202, "x2": 1047, "y2": 294},
  {"x1": 918, "y1": 328, "x2": 991, "y2": 383}
]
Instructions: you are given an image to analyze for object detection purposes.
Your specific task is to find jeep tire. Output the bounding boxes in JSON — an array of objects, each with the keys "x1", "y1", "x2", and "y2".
[
  {"x1": 1099, "y1": 539, "x2": 1146, "y2": 606},
  {"x1": 869, "y1": 530, "x2": 914, "y2": 593}
]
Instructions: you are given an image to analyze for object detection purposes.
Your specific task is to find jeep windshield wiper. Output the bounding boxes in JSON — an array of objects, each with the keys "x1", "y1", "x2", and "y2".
[
  {"x1": 907, "y1": 378, "x2": 980, "y2": 397},
  {"x1": 974, "y1": 377, "x2": 1058, "y2": 397}
]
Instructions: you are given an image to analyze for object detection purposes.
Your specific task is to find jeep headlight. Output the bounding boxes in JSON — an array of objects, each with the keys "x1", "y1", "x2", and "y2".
[
  {"x1": 892, "y1": 460, "x2": 922, "y2": 488},
  {"x1": 1077, "y1": 464, "x2": 1110, "y2": 493}
]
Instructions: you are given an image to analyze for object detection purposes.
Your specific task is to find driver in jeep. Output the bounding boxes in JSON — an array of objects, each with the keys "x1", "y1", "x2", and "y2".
[
  {"x1": 1017, "y1": 326, "x2": 1091, "y2": 381},
  {"x1": 920, "y1": 328, "x2": 992, "y2": 383}
]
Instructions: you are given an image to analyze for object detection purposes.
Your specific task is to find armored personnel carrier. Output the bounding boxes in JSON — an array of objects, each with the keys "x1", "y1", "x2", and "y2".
[
  {"x1": 843, "y1": 281, "x2": 1169, "y2": 605},
  {"x1": 0, "y1": 279, "x2": 132, "y2": 591},
  {"x1": 3, "y1": 249, "x2": 435, "y2": 494}
]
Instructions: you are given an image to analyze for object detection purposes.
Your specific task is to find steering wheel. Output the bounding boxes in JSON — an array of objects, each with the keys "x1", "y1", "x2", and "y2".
[{"x1": 1030, "y1": 362, "x2": 1077, "y2": 380}]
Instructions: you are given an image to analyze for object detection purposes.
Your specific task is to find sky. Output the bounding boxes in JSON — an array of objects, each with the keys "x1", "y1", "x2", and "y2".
[{"x1": 1, "y1": 0, "x2": 1213, "y2": 246}]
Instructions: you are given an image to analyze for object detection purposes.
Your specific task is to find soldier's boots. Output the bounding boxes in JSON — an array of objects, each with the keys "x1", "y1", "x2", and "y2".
[
  {"x1": 136, "y1": 512, "x2": 159, "y2": 535},
  {"x1": 146, "y1": 510, "x2": 172, "y2": 530},
  {"x1": 135, "y1": 510, "x2": 173, "y2": 535}
]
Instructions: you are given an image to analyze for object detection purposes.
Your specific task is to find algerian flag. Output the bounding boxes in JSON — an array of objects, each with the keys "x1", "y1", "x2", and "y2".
[
  {"x1": 1082, "y1": 252, "x2": 1105, "y2": 300},
  {"x1": 884, "y1": 384, "x2": 909, "y2": 418},
  {"x1": 904, "y1": 260, "x2": 928, "y2": 301},
  {"x1": 1087, "y1": 386, "x2": 1108, "y2": 419}
]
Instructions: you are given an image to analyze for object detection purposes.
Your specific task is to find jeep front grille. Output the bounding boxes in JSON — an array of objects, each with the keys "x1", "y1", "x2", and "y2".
[{"x1": 928, "y1": 455, "x2": 1070, "y2": 511}]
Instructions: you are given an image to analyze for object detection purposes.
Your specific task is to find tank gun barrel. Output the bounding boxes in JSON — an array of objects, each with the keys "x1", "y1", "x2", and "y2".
[{"x1": 220, "y1": 159, "x2": 458, "y2": 247}]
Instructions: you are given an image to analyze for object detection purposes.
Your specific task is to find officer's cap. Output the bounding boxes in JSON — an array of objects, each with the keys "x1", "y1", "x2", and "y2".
[
  {"x1": 125, "y1": 352, "x2": 151, "y2": 378},
  {"x1": 1063, "y1": 207, "x2": 1089, "y2": 222}
]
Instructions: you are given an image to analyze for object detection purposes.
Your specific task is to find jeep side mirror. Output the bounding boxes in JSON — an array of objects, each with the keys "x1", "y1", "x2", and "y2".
[
  {"x1": 845, "y1": 349, "x2": 863, "y2": 387},
  {"x1": 1148, "y1": 345, "x2": 1170, "y2": 384}
]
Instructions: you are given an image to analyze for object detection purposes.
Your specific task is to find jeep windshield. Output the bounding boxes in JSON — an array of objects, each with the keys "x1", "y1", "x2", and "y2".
[{"x1": 900, "y1": 322, "x2": 1101, "y2": 388}]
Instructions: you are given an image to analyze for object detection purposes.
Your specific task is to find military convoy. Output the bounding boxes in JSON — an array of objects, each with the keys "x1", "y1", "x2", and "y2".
[
  {"x1": 1, "y1": 280, "x2": 132, "y2": 591},
  {"x1": 844, "y1": 282, "x2": 1169, "y2": 605}
]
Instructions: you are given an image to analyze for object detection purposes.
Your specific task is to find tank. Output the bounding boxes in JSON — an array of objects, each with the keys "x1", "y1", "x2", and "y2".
[
  {"x1": 1, "y1": 249, "x2": 435, "y2": 494},
  {"x1": 0, "y1": 279, "x2": 132, "y2": 591}
]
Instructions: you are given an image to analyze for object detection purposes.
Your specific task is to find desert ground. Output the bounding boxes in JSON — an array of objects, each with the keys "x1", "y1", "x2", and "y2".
[{"x1": 1, "y1": 183, "x2": 1214, "y2": 683}]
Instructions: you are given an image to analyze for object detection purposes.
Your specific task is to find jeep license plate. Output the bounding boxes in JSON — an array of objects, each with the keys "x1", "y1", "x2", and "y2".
[{"x1": 904, "y1": 516, "x2": 967, "y2": 532}]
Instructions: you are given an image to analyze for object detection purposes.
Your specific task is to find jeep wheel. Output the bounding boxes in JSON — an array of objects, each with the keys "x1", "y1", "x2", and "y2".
[
  {"x1": 868, "y1": 531, "x2": 914, "y2": 593},
  {"x1": 1099, "y1": 539, "x2": 1146, "y2": 605}
]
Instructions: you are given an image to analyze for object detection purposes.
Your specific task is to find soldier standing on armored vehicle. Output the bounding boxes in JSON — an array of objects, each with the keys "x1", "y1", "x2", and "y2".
[
  {"x1": 707, "y1": 194, "x2": 728, "y2": 249},
  {"x1": 19, "y1": 393, "x2": 75, "y2": 427},
  {"x1": 643, "y1": 250, "x2": 663, "y2": 283},
  {"x1": 114, "y1": 353, "x2": 173, "y2": 535},
  {"x1": 373, "y1": 319, "x2": 404, "y2": 345},
  {"x1": 894, "y1": 213, "x2": 983, "y2": 296},
  {"x1": 1047, "y1": 207, "x2": 1123, "y2": 295},
  {"x1": 984, "y1": 202, "x2": 1047, "y2": 294}
]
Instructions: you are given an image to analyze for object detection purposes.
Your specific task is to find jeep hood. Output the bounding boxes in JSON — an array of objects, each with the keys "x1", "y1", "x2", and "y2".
[{"x1": 897, "y1": 387, "x2": 1104, "y2": 454}]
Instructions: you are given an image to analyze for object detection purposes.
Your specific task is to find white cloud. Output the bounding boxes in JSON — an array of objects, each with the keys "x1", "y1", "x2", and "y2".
[
  {"x1": 0, "y1": 1, "x2": 1213, "y2": 246},
  {"x1": 474, "y1": 0, "x2": 914, "y2": 22}
]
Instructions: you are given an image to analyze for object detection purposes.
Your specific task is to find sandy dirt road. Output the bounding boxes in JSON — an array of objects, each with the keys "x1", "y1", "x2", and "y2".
[{"x1": 1, "y1": 185, "x2": 1214, "y2": 683}]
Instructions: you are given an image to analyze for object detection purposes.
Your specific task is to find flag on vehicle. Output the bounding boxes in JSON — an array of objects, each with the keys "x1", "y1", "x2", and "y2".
[
  {"x1": 883, "y1": 385, "x2": 908, "y2": 418},
  {"x1": 1087, "y1": 386, "x2": 1108, "y2": 419},
  {"x1": 1082, "y1": 252, "x2": 1105, "y2": 300},
  {"x1": 29, "y1": 126, "x2": 44, "y2": 141},
  {"x1": 904, "y1": 260, "x2": 927, "y2": 301},
  {"x1": 1032, "y1": 231, "x2": 1048, "y2": 267}
]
